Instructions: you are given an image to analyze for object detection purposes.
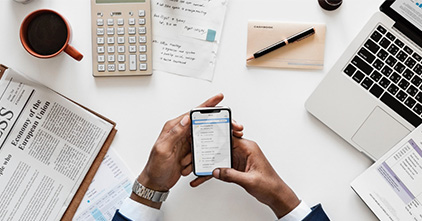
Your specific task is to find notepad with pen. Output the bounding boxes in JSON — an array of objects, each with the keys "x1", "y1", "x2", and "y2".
[{"x1": 246, "y1": 20, "x2": 326, "y2": 69}]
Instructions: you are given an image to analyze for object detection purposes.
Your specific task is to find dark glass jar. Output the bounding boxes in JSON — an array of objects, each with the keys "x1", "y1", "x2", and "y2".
[{"x1": 318, "y1": 0, "x2": 342, "y2": 11}]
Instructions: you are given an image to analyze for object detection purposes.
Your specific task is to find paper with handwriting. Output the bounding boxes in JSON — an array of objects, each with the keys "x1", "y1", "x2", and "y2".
[{"x1": 152, "y1": 0, "x2": 228, "y2": 81}]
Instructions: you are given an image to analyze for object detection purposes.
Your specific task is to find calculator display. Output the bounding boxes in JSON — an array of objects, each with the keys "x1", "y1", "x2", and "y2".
[{"x1": 96, "y1": 0, "x2": 145, "y2": 3}]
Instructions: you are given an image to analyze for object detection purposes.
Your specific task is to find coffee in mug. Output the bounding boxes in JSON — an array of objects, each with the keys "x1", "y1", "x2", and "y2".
[{"x1": 20, "y1": 9, "x2": 83, "y2": 61}]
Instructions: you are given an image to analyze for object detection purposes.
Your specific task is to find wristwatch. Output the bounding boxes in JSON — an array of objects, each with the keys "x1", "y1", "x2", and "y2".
[{"x1": 132, "y1": 179, "x2": 169, "y2": 202}]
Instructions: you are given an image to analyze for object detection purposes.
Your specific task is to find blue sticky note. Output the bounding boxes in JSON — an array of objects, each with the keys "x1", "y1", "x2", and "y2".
[{"x1": 206, "y1": 29, "x2": 216, "y2": 42}]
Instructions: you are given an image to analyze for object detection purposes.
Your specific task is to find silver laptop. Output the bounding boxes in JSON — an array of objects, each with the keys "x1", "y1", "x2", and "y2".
[{"x1": 306, "y1": 0, "x2": 422, "y2": 160}]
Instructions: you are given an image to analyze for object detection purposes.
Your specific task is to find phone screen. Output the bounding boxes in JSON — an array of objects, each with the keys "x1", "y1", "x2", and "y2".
[{"x1": 191, "y1": 108, "x2": 232, "y2": 176}]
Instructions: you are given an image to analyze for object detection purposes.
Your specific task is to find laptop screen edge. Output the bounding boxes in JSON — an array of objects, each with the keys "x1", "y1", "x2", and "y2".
[{"x1": 380, "y1": 0, "x2": 422, "y2": 48}]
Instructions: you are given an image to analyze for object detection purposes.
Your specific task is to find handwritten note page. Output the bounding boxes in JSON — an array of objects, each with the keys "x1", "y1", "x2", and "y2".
[{"x1": 152, "y1": 0, "x2": 228, "y2": 81}]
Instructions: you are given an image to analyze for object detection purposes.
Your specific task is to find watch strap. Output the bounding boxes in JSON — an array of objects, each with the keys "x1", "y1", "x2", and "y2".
[{"x1": 132, "y1": 179, "x2": 169, "y2": 202}]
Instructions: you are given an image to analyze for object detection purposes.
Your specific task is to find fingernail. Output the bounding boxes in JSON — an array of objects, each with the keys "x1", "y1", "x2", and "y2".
[
  {"x1": 180, "y1": 115, "x2": 189, "y2": 126},
  {"x1": 213, "y1": 169, "x2": 220, "y2": 178}
]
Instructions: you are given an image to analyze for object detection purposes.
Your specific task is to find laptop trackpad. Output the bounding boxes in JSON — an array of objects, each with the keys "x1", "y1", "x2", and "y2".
[{"x1": 352, "y1": 107, "x2": 410, "y2": 160}]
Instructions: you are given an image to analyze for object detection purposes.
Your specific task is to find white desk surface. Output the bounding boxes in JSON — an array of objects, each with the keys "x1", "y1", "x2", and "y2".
[{"x1": 0, "y1": 0, "x2": 385, "y2": 220}]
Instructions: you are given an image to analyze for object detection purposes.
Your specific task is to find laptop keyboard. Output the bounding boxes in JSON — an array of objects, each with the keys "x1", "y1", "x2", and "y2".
[{"x1": 344, "y1": 24, "x2": 422, "y2": 127}]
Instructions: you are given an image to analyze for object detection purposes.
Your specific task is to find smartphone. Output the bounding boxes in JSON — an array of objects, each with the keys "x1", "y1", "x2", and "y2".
[{"x1": 190, "y1": 107, "x2": 232, "y2": 176}]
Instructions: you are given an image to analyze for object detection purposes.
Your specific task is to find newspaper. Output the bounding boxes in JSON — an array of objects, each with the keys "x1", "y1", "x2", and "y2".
[
  {"x1": 0, "y1": 68, "x2": 114, "y2": 220},
  {"x1": 351, "y1": 124, "x2": 422, "y2": 221}
]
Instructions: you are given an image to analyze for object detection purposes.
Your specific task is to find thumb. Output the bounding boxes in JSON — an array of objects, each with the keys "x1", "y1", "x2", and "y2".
[{"x1": 213, "y1": 168, "x2": 250, "y2": 187}]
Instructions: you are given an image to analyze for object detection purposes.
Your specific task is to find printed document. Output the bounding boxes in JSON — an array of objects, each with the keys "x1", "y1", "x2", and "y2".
[
  {"x1": 0, "y1": 68, "x2": 114, "y2": 220},
  {"x1": 351, "y1": 125, "x2": 422, "y2": 221},
  {"x1": 152, "y1": 0, "x2": 228, "y2": 81},
  {"x1": 74, "y1": 149, "x2": 134, "y2": 221}
]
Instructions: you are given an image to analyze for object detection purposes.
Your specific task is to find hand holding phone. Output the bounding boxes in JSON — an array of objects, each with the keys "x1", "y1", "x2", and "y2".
[{"x1": 190, "y1": 107, "x2": 232, "y2": 176}]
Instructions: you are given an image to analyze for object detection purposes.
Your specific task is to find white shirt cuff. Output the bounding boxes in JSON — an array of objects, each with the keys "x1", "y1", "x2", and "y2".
[
  {"x1": 278, "y1": 200, "x2": 312, "y2": 221},
  {"x1": 118, "y1": 197, "x2": 163, "y2": 221}
]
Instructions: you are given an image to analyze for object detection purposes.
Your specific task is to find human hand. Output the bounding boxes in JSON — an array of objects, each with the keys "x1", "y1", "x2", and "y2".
[
  {"x1": 191, "y1": 138, "x2": 300, "y2": 218},
  {"x1": 132, "y1": 94, "x2": 243, "y2": 208}
]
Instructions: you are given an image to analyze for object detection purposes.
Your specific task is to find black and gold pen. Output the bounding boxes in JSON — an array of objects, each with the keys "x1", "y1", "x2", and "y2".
[{"x1": 247, "y1": 27, "x2": 316, "y2": 61}]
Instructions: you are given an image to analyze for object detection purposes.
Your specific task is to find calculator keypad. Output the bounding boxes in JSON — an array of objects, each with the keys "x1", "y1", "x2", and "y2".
[{"x1": 92, "y1": 1, "x2": 152, "y2": 76}]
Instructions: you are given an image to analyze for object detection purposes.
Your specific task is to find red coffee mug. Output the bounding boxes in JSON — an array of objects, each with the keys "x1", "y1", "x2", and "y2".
[{"x1": 20, "y1": 9, "x2": 83, "y2": 61}]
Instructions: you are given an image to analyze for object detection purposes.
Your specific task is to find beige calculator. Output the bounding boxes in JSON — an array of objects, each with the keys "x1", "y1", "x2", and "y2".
[{"x1": 91, "y1": 0, "x2": 152, "y2": 76}]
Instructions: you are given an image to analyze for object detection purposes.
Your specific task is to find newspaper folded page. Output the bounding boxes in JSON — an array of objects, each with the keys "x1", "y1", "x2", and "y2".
[
  {"x1": 351, "y1": 125, "x2": 422, "y2": 221},
  {"x1": 0, "y1": 67, "x2": 114, "y2": 220}
]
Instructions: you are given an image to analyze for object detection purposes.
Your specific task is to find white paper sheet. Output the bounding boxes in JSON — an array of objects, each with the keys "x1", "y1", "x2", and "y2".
[
  {"x1": 73, "y1": 149, "x2": 135, "y2": 221},
  {"x1": 351, "y1": 125, "x2": 422, "y2": 221},
  {"x1": 152, "y1": 0, "x2": 228, "y2": 81}
]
